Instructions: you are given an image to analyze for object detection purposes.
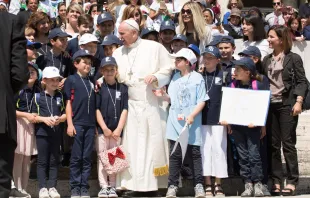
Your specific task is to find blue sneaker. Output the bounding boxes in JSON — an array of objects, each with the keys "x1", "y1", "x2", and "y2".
[
  {"x1": 80, "y1": 187, "x2": 90, "y2": 198},
  {"x1": 71, "y1": 187, "x2": 80, "y2": 198}
]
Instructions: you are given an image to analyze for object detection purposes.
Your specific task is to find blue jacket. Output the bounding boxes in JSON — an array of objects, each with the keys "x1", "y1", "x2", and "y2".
[{"x1": 303, "y1": 25, "x2": 310, "y2": 40}]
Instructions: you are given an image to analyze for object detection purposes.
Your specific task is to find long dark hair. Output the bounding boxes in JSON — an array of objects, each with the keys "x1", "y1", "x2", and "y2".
[{"x1": 242, "y1": 14, "x2": 266, "y2": 42}]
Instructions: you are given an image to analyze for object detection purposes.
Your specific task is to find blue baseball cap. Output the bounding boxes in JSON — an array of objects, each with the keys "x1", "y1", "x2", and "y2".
[
  {"x1": 202, "y1": 46, "x2": 221, "y2": 58},
  {"x1": 188, "y1": 44, "x2": 200, "y2": 56},
  {"x1": 27, "y1": 40, "x2": 42, "y2": 49},
  {"x1": 172, "y1": 34, "x2": 188, "y2": 43},
  {"x1": 48, "y1": 28, "x2": 72, "y2": 40},
  {"x1": 28, "y1": 61, "x2": 42, "y2": 80},
  {"x1": 218, "y1": 35, "x2": 235, "y2": 45},
  {"x1": 72, "y1": 49, "x2": 93, "y2": 60},
  {"x1": 160, "y1": 20, "x2": 175, "y2": 32},
  {"x1": 238, "y1": 46, "x2": 262, "y2": 58},
  {"x1": 206, "y1": 35, "x2": 223, "y2": 46},
  {"x1": 233, "y1": 57, "x2": 256, "y2": 75},
  {"x1": 101, "y1": 35, "x2": 123, "y2": 46},
  {"x1": 100, "y1": 56, "x2": 117, "y2": 68},
  {"x1": 97, "y1": 12, "x2": 114, "y2": 25},
  {"x1": 140, "y1": 27, "x2": 158, "y2": 38}
]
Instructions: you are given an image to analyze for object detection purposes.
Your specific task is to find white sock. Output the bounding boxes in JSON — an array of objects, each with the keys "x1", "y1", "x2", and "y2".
[{"x1": 11, "y1": 180, "x2": 16, "y2": 189}]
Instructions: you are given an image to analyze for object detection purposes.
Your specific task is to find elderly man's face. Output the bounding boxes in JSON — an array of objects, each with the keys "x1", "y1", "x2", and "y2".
[{"x1": 118, "y1": 23, "x2": 138, "y2": 47}]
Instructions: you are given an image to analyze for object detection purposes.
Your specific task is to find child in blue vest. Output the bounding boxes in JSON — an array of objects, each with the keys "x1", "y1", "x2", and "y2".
[
  {"x1": 32, "y1": 66, "x2": 66, "y2": 198},
  {"x1": 96, "y1": 57, "x2": 128, "y2": 198},
  {"x1": 163, "y1": 48, "x2": 209, "y2": 198},
  {"x1": 13, "y1": 62, "x2": 41, "y2": 197},
  {"x1": 64, "y1": 49, "x2": 96, "y2": 198},
  {"x1": 199, "y1": 46, "x2": 228, "y2": 196},
  {"x1": 221, "y1": 57, "x2": 268, "y2": 197}
]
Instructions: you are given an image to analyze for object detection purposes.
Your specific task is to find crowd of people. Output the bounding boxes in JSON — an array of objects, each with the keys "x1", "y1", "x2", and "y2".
[{"x1": 0, "y1": 0, "x2": 310, "y2": 198}]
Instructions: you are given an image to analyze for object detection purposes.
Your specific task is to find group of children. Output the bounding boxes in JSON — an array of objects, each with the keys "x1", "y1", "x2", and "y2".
[{"x1": 13, "y1": 12, "x2": 273, "y2": 198}]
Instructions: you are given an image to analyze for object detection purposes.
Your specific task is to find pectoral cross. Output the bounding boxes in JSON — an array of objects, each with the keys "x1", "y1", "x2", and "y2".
[{"x1": 128, "y1": 69, "x2": 133, "y2": 80}]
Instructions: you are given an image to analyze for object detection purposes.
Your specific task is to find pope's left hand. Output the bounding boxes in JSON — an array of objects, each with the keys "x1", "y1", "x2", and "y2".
[
  {"x1": 186, "y1": 115, "x2": 194, "y2": 125},
  {"x1": 144, "y1": 75, "x2": 157, "y2": 84}
]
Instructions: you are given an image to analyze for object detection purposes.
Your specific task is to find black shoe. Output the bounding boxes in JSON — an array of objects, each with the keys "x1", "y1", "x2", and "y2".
[{"x1": 9, "y1": 188, "x2": 29, "y2": 198}]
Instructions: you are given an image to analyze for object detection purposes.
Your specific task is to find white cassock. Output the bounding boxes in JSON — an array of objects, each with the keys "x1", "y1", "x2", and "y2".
[{"x1": 113, "y1": 38, "x2": 173, "y2": 191}]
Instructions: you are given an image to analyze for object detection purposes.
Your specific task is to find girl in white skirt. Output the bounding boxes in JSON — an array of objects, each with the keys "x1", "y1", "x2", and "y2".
[
  {"x1": 13, "y1": 62, "x2": 41, "y2": 196},
  {"x1": 199, "y1": 46, "x2": 228, "y2": 196}
]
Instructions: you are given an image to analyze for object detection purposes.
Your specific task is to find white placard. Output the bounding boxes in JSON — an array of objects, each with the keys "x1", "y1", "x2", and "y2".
[{"x1": 219, "y1": 87, "x2": 271, "y2": 126}]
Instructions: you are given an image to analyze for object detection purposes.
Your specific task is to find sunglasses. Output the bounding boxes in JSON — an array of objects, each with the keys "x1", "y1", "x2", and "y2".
[
  {"x1": 181, "y1": 9, "x2": 192, "y2": 15},
  {"x1": 273, "y1": 2, "x2": 281, "y2": 6}
]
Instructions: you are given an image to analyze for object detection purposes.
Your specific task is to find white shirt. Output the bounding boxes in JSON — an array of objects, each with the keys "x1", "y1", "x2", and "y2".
[{"x1": 265, "y1": 12, "x2": 285, "y2": 27}]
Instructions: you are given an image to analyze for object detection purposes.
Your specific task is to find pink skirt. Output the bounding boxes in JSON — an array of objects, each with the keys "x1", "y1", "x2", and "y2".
[{"x1": 15, "y1": 117, "x2": 37, "y2": 156}]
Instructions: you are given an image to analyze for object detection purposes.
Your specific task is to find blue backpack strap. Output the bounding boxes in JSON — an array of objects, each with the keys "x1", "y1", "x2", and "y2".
[
  {"x1": 251, "y1": 80, "x2": 258, "y2": 90},
  {"x1": 34, "y1": 93, "x2": 40, "y2": 115}
]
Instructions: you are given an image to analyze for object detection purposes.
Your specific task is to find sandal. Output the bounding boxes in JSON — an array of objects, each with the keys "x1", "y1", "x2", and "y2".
[
  {"x1": 205, "y1": 185, "x2": 213, "y2": 197},
  {"x1": 214, "y1": 184, "x2": 225, "y2": 197},
  {"x1": 282, "y1": 185, "x2": 296, "y2": 196},
  {"x1": 271, "y1": 185, "x2": 281, "y2": 196}
]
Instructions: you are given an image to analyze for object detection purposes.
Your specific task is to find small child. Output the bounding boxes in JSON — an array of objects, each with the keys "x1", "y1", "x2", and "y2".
[
  {"x1": 171, "y1": 34, "x2": 188, "y2": 54},
  {"x1": 32, "y1": 67, "x2": 66, "y2": 198},
  {"x1": 163, "y1": 48, "x2": 209, "y2": 198},
  {"x1": 96, "y1": 12, "x2": 115, "y2": 42},
  {"x1": 199, "y1": 46, "x2": 228, "y2": 197},
  {"x1": 96, "y1": 57, "x2": 128, "y2": 198},
  {"x1": 25, "y1": 27, "x2": 36, "y2": 42},
  {"x1": 101, "y1": 35, "x2": 123, "y2": 57},
  {"x1": 141, "y1": 27, "x2": 159, "y2": 42},
  {"x1": 159, "y1": 20, "x2": 176, "y2": 53},
  {"x1": 36, "y1": 28, "x2": 74, "y2": 79},
  {"x1": 64, "y1": 50, "x2": 96, "y2": 198},
  {"x1": 13, "y1": 62, "x2": 41, "y2": 197},
  {"x1": 27, "y1": 40, "x2": 42, "y2": 62},
  {"x1": 222, "y1": 57, "x2": 267, "y2": 197}
]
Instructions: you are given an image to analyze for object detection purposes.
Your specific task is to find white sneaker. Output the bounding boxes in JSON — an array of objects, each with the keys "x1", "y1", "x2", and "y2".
[
  {"x1": 20, "y1": 189, "x2": 31, "y2": 198},
  {"x1": 39, "y1": 188, "x2": 49, "y2": 198},
  {"x1": 49, "y1": 188, "x2": 61, "y2": 198}
]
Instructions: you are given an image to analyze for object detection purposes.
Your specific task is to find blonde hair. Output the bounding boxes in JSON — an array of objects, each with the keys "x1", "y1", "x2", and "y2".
[
  {"x1": 178, "y1": 2, "x2": 207, "y2": 43},
  {"x1": 66, "y1": 3, "x2": 84, "y2": 15},
  {"x1": 25, "y1": 26, "x2": 35, "y2": 36},
  {"x1": 121, "y1": 5, "x2": 145, "y2": 31}
]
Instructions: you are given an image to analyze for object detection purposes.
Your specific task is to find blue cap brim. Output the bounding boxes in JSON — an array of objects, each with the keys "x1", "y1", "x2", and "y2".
[
  {"x1": 48, "y1": 32, "x2": 72, "y2": 39},
  {"x1": 172, "y1": 38, "x2": 187, "y2": 43},
  {"x1": 100, "y1": 62, "x2": 117, "y2": 68},
  {"x1": 160, "y1": 27, "x2": 175, "y2": 32}
]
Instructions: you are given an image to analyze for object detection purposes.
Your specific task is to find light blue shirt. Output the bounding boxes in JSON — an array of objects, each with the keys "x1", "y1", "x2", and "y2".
[{"x1": 166, "y1": 71, "x2": 209, "y2": 146}]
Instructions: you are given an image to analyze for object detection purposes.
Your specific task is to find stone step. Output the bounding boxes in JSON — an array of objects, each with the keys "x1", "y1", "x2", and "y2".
[{"x1": 26, "y1": 177, "x2": 310, "y2": 198}]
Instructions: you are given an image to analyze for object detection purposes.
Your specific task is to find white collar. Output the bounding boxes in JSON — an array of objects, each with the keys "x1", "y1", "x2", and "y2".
[{"x1": 127, "y1": 37, "x2": 142, "y2": 49}]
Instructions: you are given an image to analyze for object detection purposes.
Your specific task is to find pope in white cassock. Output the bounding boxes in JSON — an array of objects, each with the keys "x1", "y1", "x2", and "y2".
[{"x1": 113, "y1": 19, "x2": 174, "y2": 191}]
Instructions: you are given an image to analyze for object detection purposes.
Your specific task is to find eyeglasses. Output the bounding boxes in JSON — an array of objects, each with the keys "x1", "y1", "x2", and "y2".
[
  {"x1": 273, "y1": 2, "x2": 281, "y2": 6},
  {"x1": 181, "y1": 9, "x2": 192, "y2": 15}
]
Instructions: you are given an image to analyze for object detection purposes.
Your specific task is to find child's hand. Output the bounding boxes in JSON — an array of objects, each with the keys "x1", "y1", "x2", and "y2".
[
  {"x1": 219, "y1": 121, "x2": 229, "y2": 126},
  {"x1": 227, "y1": 125, "x2": 233, "y2": 134},
  {"x1": 26, "y1": 113, "x2": 36, "y2": 123},
  {"x1": 44, "y1": 117, "x2": 56, "y2": 126},
  {"x1": 112, "y1": 128, "x2": 122, "y2": 140},
  {"x1": 103, "y1": 128, "x2": 113, "y2": 137},
  {"x1": 67, "y1": 124, "x2": 76, "y2": 137},
  {"x1": 152, "y1": 89, "x2": 164, "y2": 97},
  {"x1": 248, "y1": 123, "x2": 256, "y2": 128},
  {"x1": 58, "y1": 78, "x2": 66, "y2": 90},
  {"x1": 186, "y1": 115, "x2": 194, "y2": 125},
  {"x1": 63, "y1": 51, "x2": 71, "y2": 58},
  {"x1": 54, "y1": 116, "x2": 61, "y2": 126}
]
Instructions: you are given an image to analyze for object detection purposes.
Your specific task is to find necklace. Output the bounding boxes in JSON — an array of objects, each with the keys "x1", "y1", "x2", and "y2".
[
  {"x1": 105, "y1": 81, "x2": 118, "y2": 120},
  {"x1": 79, "y1": 75, "x2": 92, "y2": 114},
  {"x1": 45, "y1": 92, "x2": 54, "y2": 117},
  {"x1": 126, "y1": 46, "x2": 140, "y2": 79},
  {"x1": 205, "y1": 70, "x2": 216, "y2": 93},
  {"x1": 25, "y1": 92, "x2": 34, "y2": 113},
  {"x1": 39, "y1": 44, "x2": 48, "y2": 55},
  {"x1": 51, "y1": 50, "x2": 63, "y2": 72}
]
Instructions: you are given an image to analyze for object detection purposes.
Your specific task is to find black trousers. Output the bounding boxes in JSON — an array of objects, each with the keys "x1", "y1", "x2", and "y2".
[
  {"x1": 36, "y1": 135, "x2": 61, "y2": 189},
  {"x1": 0, "y1": 133, "x2": 16, "y2": 198},
  {"x1": 168, "y1": 140, "x2": 203, "y2": 187},
  {"x1": 260, "y1": 135, "x2": 269, "y2": 184},
  {"x1": 267, "y1": 103, "x2": 299, "y2": 185},
  {"x1": 231, "y1": 126, "x2": 263, "y2": 183}
]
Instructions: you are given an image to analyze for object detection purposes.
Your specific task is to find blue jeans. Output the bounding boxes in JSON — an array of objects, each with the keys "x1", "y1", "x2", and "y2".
[
  {"x1": 231, "y1": 126, "x2": 263, "y2": 183},
  {"x1": 69, "y1": 125, "x2": 95, "y2": 190},
  {"x1": 36, "y1": 135, "x2": 61, "y2": 189}
]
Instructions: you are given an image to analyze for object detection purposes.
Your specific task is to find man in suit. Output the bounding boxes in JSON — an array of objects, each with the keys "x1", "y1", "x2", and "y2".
[{"x1": 0, "y1": 11, "x2": 29, "y2": 198}]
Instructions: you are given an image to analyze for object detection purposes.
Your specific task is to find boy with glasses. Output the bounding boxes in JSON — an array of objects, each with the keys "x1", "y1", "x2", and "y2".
[{"x1": 265, "y1": 0, "x2": 285, "y2": 27}]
